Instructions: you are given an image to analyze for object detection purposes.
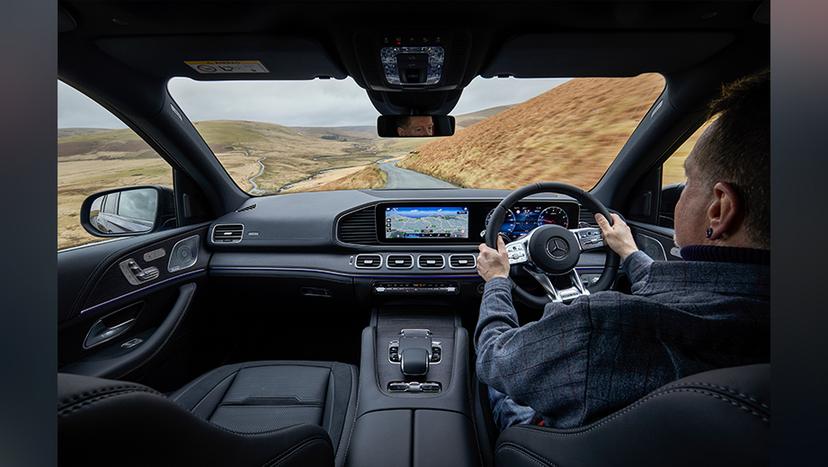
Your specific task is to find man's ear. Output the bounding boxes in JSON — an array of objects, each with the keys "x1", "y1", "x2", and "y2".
[{"x1": 706, "y1": 182, "x2": 743, "y2": 240}]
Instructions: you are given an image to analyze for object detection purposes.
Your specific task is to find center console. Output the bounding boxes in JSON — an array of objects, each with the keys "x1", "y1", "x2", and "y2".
[{"x1": 345, "y1": 308, "x2": 481, "y2": 467}]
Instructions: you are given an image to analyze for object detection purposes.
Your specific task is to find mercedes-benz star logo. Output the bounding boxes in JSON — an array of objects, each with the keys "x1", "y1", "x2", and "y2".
[{"x1": 546, "y1": 237, "x2": 570, "y2": 259}]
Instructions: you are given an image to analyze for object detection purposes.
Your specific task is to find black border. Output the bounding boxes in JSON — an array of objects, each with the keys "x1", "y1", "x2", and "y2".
[
  {"x1": 0, "y1": 0, "x2": 57, "y2": 465},
  {"x1": 4, "y1": 1, "x2": 828, "y2": 465}
]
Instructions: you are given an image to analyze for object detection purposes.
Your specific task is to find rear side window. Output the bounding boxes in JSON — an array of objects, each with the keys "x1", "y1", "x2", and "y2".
[
  {"x1": 662, "y1": 121, "x2": 713, "y2": 187},
  {"x1": 102, "y1": 193, "x2": 119, "y2": 214},
  {"x1": 58, "y1": 81, "x2": 174, "y2": 250}
]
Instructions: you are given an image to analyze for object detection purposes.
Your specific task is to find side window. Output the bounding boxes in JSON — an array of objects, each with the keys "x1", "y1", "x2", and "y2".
[
  {"x1": 58, "y1": 81, "x2": 174, "y2": 250},
  {"x1": 658, "y1": 121, "x2": 712, "y2": 227},
  {"x1": 102, "y1": 193, "x2": 119, "y2": 214}
]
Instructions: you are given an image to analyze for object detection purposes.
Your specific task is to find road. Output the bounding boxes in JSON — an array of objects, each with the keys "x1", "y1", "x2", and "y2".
[
  {"x1": 247, "y1": 158, "x2": 266, "y2": 195},
  {"x1": 379, "y1": 161, "x2": 457, "y2": 189}
]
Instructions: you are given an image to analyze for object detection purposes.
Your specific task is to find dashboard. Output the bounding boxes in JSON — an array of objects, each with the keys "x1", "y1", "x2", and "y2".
[
  {"x1": 206, "y1": 189, "x2": 588, "y2": 250},
  {"x1": 205, "y1": 189, "x2": 606, "y2": 298}
]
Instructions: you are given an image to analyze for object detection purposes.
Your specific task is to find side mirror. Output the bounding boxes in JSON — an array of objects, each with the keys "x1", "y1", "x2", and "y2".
[
  {"x1": 377, "y1": 115, "x2": 455, "y2": 137},
  {"x1": 659, "y1": 182, "x2": 685, "y2": 228},
  {"x1": 80, "y1": 186, "x2": 175, "y2": 237}
]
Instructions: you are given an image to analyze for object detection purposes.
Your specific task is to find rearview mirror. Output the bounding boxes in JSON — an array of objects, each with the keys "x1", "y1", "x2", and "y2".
[
  {"x1": 81, "y1": 186, "x2": 175, "y2": 237},
  {"x1": 377, "y1": 115, "x2": 455, "y2": 138}
]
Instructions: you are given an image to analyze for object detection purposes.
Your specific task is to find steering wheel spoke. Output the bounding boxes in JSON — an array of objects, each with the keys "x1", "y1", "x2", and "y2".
[
  {"x1": 505, "y1": 236, "x2": 531, "y2": 265},
  {"x1": 484, "y1": 182, "x2": 619, "y2": 308},
  {"x1": 571, "y1": 227, "x2": 605, "y2": 251},
  {"x1": 524, "y1": 267, "x2": 590, "y2": 303}
]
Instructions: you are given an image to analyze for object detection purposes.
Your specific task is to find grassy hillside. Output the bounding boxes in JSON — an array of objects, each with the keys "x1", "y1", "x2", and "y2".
[
  {"x1": 454, "y1": 105, "x2": 512, "y2": 128},
  {"x1": 398, "y1": 74, "x2": 667, "y2": 189},
  {"x1": 191, "y1": 120, "x2": 418, "y2": 194},
  {"x1": 58, "y1": 75, "x2": 696, "y2": 250},
  {"x1": 57, "y1": 120, "x2": 423, "y2": 248}
]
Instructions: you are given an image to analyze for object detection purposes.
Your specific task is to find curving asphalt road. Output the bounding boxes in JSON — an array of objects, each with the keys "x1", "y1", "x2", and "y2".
[{"x1": 379, "y1": 161, "x2": 457, "y2": 189}]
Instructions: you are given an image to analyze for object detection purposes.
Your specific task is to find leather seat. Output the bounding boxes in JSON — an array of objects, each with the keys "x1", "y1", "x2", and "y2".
[
  {"x1": 58, "y1": 360, "x2": 358, "y2": 467},
  {"x1": 493, "y1": 364, "x2": 769, "y2": 467}
]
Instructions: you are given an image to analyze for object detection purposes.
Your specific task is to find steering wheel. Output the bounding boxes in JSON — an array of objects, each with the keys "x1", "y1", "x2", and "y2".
[{"x1": 484, "y1": 182, "x2": 619, "y2": 307}]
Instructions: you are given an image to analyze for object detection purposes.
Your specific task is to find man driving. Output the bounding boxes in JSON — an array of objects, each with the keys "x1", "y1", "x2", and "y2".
[
  {"x1": 475, "y1": 71, "x2": 770, "y2": 430},
  {"x1": 397, "y1": 115, "x2": 435, "y2": 137}
]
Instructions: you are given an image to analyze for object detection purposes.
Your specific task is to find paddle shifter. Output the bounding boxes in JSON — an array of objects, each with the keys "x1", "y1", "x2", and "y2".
[{"x1": 387, "y1": 329, "x2": 442, "y2": 393}]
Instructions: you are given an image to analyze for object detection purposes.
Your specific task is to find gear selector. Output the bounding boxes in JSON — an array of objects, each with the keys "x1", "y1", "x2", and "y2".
[{"x1": 390, "y1": 329, "x2": 441, "y2": 376}]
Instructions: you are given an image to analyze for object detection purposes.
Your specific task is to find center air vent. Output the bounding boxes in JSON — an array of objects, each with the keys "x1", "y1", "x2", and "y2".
[
  {"x1": 418, "y1": 254, "x2": 445, "y2": 269},
  {"x1": 212, "y1": 224, "x2": 244, "y2": 243},
  {"x1": 449, "y1": 254, "x2": 476, "y2": 269},
  {"x1": 386, "y1": 254, "x2": 414, "y2": 269},
  {"x1": 355, "y1": 254, "x2": 383, "y2": 269},
  {"x1": 579, "y1": 207, "x2": 595, "y2": 227},
  {"x1": 338, "y1": 206, "x2": 378, "y2": 245}
]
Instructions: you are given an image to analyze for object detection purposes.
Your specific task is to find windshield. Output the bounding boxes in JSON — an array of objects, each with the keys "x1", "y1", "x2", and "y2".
[{"x1": 168, "y1": 74, "x2": 664, "y2": 195}]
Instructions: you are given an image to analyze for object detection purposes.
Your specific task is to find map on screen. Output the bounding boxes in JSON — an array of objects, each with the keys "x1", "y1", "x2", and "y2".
[{"x1": 385, "y1": 206, "x2": 469, "y2": 239}]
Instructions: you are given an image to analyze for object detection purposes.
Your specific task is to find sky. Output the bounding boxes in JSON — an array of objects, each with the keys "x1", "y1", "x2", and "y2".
[{"x1": 57, "y1": 77, "x2": 569, "y2": 129}]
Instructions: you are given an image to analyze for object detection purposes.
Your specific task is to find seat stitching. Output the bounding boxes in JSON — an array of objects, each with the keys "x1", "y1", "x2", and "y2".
[
  {"x1": 59, "y1": 384, "x2": 161, "y2": 408},
  {"x1": 340, "y1": 364, "x2": 359, "y2": 464},
  {"x1": 216, "y1": 404, "x2": 324, "y2": 409},
  {"x1": 506, "y1": 387, "x2": 769, "y2": 438},
  {"x1": 190, "y1": 371, "x2": 239, "y2": 416},
  {"x1": 59, "y1": 388, "x2": 341, "y2": 439},
  {"x1": 261, "y1": 435, "x2": 331, "y2": 467},
  {"x1": 324, "y1": 368, "x2": 335, "y2": 437},
  {"x1": 667, "y1": 381, "x2": 769, "y2": 409},
  {"x1": 496, "y1": 443, "x2": 557, "y2": 467},
  {"x1": 58, "y1": 388, "x2": 159, "y2": 416}
]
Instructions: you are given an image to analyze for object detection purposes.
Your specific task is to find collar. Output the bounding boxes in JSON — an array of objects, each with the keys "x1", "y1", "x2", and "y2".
[
  {"x1": 636, "y1": 248, "x2": 770, "y2": 297},
  {"x1": 679, "y1": 245, "x2": 770, "y2": 265}
]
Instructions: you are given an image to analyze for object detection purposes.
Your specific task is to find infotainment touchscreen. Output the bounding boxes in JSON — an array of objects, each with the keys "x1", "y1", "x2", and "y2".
[{"x1": 384, "y1": 206, "x2": 469, "y2": 239}]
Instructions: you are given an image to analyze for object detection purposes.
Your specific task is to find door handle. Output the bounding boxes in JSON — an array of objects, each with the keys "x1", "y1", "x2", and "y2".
[{"x1": 83, "y1": 317, "x2": 136, "y2": 349}]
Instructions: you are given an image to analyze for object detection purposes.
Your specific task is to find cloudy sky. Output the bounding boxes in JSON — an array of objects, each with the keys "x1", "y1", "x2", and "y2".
[{"x1": 58, "y1": 77, "x2": 569, "y2": 129}]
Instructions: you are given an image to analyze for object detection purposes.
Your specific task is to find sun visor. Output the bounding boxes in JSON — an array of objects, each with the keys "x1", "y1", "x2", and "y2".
[
  {"x1": 94, "y1": 35, "x2": 347, "y2": 80},
  {"x1": 481, "y1": 33, "x2": 735, "y2": 78}
]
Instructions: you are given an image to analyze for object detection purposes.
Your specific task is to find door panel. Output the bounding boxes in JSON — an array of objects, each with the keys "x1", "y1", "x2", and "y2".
[
  {"x1": 627, "y1": 221, "x2": 683, "y2": 261},
  {"x1": 58, "y1": 224, "x2": 211, "y2": 381}
]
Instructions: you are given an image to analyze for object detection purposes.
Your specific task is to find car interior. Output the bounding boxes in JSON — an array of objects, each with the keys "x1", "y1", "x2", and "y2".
[{"x1": 56, "y1": 1, "x2": 770, "y2": 466}]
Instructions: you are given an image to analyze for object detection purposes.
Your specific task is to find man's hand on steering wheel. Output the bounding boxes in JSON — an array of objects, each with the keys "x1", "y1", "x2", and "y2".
[
  {"x1": 479, "y1": 182, "x2": 622, "y2": 306},
  {"x1": 477, "y1": 235, "x2": 510, "y2": 282},
  {"x1": 594, "y1": 213, "x2": 639, "y2": 261}
]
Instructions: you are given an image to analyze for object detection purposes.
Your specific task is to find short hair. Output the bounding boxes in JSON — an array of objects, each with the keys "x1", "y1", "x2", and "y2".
[
  {"x1": 693, "y1": 70, "x2": 770, "y2": 247},
  {"x1": 398, "y1": 116, "x2": 413, "y2": 128}
]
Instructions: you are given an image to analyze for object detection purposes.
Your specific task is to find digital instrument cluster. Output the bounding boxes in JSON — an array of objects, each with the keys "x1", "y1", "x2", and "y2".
[{"x1": 484, "y1": 204, "x2": 572, "y2": 241}]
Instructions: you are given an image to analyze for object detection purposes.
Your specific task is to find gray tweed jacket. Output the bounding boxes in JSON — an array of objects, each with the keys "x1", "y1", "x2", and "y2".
[{"x1": 474, "y1": 250, "x2": 770, "y2": 428}]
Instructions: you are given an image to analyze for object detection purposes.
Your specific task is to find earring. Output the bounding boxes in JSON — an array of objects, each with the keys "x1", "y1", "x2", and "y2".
[{"x1": 706, "y1": 227, "x2": 713, "y2": 239}]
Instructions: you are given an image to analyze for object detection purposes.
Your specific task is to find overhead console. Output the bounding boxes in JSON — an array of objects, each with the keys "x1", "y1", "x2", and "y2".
[{"x1": 352, "y1": 31, "x2": 473, "y2": 93}]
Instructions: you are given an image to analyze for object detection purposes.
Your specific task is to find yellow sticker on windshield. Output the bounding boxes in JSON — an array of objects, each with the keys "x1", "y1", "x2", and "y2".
[{"x1": 184, "y1": 60, "x2": 269, "y2": 74}]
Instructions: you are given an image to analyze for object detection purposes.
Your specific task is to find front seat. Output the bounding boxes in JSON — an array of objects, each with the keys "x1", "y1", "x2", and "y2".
[
  {"x1": 494, "y1": 364, "x2": 769, "y2": 467},
  {"x1": 58, "y1": 360, "x2": 358, "y2": 467}
]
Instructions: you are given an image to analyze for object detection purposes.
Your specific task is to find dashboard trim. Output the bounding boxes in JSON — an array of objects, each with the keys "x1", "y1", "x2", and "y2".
[{"x1": 209, "y1": 265, "x2": 482, "y2": 279}]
